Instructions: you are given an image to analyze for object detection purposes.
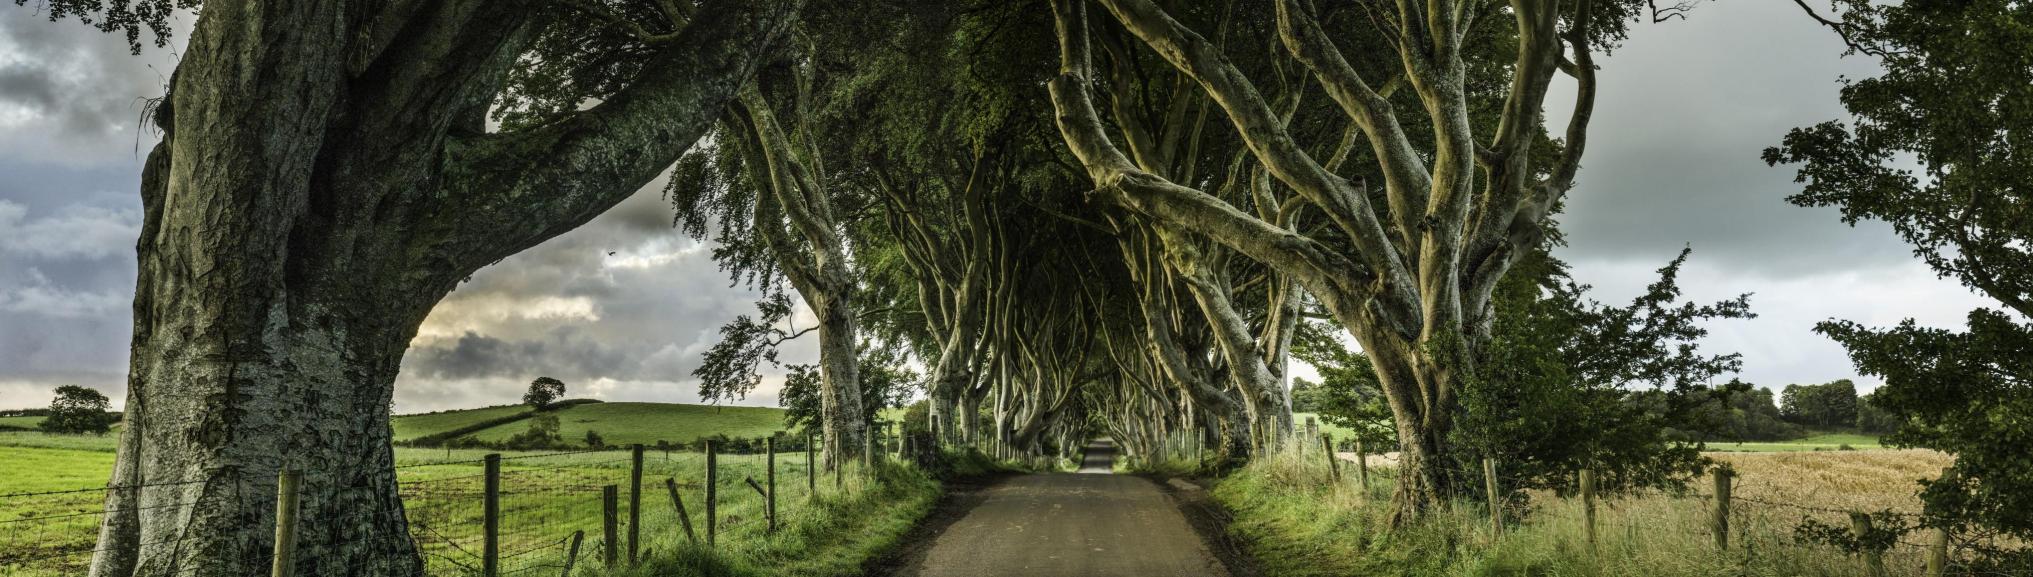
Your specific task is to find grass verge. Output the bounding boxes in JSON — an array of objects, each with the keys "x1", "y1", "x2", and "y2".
[{"x1": 1209, "y1": 447, "x2": 1933, "y2": 577}]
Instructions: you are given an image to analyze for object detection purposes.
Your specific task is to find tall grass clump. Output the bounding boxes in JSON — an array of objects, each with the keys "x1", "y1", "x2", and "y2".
[
  {"x1": 599, "y1": 458, "x2": 939, "y2": 577},
  {"x1": 1212, "y1": 446, "x2": 1926, "y2": 577}
]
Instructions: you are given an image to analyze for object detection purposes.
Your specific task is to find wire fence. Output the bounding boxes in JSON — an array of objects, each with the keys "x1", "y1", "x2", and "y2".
[
  {"x1": 1275, "y1": 435, "x2": 2027, "y2": 577},
  {"x1": 0, "y1": 433, "x2": 901, "y2": 577},
  {"x1": 0, "y1": 478, "x2": 243, "y2": 577}
]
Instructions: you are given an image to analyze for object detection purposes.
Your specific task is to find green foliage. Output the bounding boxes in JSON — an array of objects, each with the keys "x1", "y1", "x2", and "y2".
[
  {"x1": 500, "y1": 414, "x2": 567, "y2": 451},
  {"x1": 1819, "y1": 311, "x2": 2033, "y2": 543},
  {"x1": 1289, "y1": 324, "x2": 1395, "y2": 448},
  {"x1": 1853, "y1": 391, "x2": 1901, "y2": 434},
  {"x1": 11, "y1": 0, "x2": 197, "y2": 53},
  {"x1": 1767, "y1": 0, "x2": 2033, "y2": 553},
  {"x1": 1460, "y1": 248, "x2": 1752, "y2": 495},
  {"x1": 582, "y1": 429, "x2": 606, "y2": 449},
  {"x1": 38, "y1": 386, "x2": 115, "y2": 436},
  {"x1": 779, "y1": 342, "x2": 921, "y2": 432},
  {"x1": 694, "y1": 293, "x2": 800, "y2": 404},
  {"x1": 523, "y1": 376, "x2": 566, "y2": 410},
  {"x1": 1779, "y1": 379, "x2": 1859, "y2": 429},
  {"x1": 1740, "y1": 386, "x2": 1807, "y2": 441}
]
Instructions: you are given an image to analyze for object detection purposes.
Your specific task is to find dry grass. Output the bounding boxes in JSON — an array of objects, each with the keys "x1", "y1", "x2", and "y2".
[
  {"x1": 1704, "y1": 449, "x2": 1949, "y2": 516},
  {"x1": 1214, "y1": 446, "x2": 1967, "y2": 576}
]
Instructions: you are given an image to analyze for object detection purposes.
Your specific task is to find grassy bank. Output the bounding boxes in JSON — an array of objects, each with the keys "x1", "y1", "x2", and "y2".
[
  {"x1": 1210, "y1": 447, "x2": 1943, "y2": 577},
  {"x1": 601, "y1": 459, "x2": 940, "y2": 577}
]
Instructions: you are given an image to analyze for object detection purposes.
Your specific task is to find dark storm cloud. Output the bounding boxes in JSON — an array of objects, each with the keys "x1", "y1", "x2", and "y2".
[
  {"x1": 0, "y1": 10, "x2": 175, "y2": 159},
  {"x1": 1550, "y1": 0, "x2": 1911, "y2": 279},
  {"x1": 405, "y1": 330, "x2": 634, "y2": 381}
]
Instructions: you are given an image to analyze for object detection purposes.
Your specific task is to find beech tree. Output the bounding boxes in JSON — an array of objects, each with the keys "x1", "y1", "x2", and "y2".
[
  {"x1": 27, "y1": 1, "x2": 805, "y2": 575},
  {"x1": 1771, "y1": 0, "x2": 2033, "y2": 559},
  {"x1": 1046, "y1": 0, "x2": 1652, "y2": 522}
]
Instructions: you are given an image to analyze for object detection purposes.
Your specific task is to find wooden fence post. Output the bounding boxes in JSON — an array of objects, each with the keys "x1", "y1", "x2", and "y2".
[
  {"x1": 1852, "y1": 512, "x2": 1887, "y2": 577},
  {"x1": 806, "y1": 432, "x2": 816, "y2": 499},
  {"x1": 1926, "y1": 527, "x2": 1948, "y2": 577},
  {"x1": 867, "y1": 429, "x2": 879, "y2": 467},
  {"x1": 560, "y1": 530, "x2": 583, "y2": 577},
  {"x1": 745, "y1": 477, "x2": 774, "y2": 532},
  {"x1": 705, "y1": 441, "x2": 718, "y2": 547},
  {"x1": 1355, "y1": 439, "x2": 1370, "y2": 492},
  {"x1": 602, "y1": 485, "x2": 618, "y2": 569},
  {"x1": 1712, "y1": 466, "x2": 1733, "y2": 550},
  {"x1": 1484, "y1": 458, "x2": 1503, "y2": 538},
  {"x1": 664, "y1": 478, "x2": 697, "y2": 544},
  {"x1": 629, "y1": 444, "x2": 643, "y2": 566},
  {"x1": 269, "y1": 469, "x2": 302, "y2": 577},
  {"x1": 766, "y1": 437, "x2": 777, "y2": 533},
  {"x1": 1303, "y1": 418, "x2": 1317, "y2": 454},
  {"x1": 1319, "y1": 435, "x2": 1340, "y2": 482},
  {"x1": 484, "y1": 454, "x2": 501, "y2": 577},
  {"x1": 1580, "y1": 468, "x2": 1598, "y2": 553}
]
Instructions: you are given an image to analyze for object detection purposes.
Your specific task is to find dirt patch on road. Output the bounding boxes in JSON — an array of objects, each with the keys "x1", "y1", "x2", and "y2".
[
  {"x1": 1157, "y1": 476, "x2": 1265, "y2": 577},
  {"x1": 862, "y1": 474, "x2": 1008, "y2": 576}
]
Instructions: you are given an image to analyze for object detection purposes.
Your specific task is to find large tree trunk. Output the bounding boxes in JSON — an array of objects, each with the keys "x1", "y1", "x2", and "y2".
[
  {"x1": 813, "y1": 287, "x2": 868, "y2": 465},
  {"x1": 91, "y1": 1, "x2": 803, "y2": 574}
]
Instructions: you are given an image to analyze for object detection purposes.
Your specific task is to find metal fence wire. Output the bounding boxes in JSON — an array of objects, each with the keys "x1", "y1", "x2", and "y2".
[
  {"x1": 0, "y1": 434, "x2": 906, "y2": 577},
  {"x1": 0, "y1": 478, "x2": 245, "y2": 577}
]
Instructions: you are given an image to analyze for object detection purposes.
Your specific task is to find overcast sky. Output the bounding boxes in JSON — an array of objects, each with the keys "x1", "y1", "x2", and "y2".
[{"x1": 0, "y1": 1, "x2": 1995, "y2": 413}]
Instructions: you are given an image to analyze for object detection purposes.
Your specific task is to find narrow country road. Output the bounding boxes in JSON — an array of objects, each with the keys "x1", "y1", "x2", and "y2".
[{"x1": 893, "y1": 439, "x2": 1231, "y2": 577}]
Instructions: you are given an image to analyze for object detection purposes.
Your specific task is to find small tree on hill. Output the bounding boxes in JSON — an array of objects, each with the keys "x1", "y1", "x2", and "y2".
[
  {"x1": 40, "y1": 385, "x2": 116, "y2": 435},
  {"x1": 524, "y1": 377, "x2": 566, "y2": 410},
  {"x1": 583, "y1": 430, "x2": 606, "y2": 449}
]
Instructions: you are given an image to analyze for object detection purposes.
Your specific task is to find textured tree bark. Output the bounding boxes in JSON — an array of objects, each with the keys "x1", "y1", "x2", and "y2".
[
  {"x1": 91, "y1": 1, "x2": 804, "y2": 574},
  {"x1": 1048, "y1": 0, "x2": 1596, "y2": 524},
  {"x1": 730, "y1": 87, "x2": 868, "y2": 466}
]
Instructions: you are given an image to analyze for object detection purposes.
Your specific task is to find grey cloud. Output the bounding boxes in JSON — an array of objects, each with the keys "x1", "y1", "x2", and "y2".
[
  {"x1": 1550, "y1": 0, "x2": 1911, "y2": 279},
  {"x1": 0, "y1": 199, "x2": 141, "y2": 259},
  {"x1": 0, "y1": 9, "x2": 180, "y2": 164},
  {"x1": 389, "y1": 182, "x2": 794, "y2": 411},
  {"x1": 403, "y1": 329, "x2": 633, "y2": 381}
]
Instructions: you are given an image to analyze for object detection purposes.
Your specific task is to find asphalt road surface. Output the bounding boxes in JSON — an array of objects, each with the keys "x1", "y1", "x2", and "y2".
[{"x1": 895, "y1": 439, "x2": 1230, "y2": 577}]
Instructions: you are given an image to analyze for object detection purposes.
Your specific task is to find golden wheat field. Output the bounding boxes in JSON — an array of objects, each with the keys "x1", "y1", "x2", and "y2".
[{"x1": 1704, "y1": 449, "x2": 1951, "y2": 516}]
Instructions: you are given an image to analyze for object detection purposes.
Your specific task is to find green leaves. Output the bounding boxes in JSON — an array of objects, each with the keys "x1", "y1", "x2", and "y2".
[
  {"x1": 1773, "y1": 0, "x2": 2033, "y2": 551},
  {"x1": 16, "y1": 0, "x2": 197, "y2": 53}
]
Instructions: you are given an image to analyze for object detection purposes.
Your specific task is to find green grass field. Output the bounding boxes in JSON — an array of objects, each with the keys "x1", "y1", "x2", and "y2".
[
  {"x1": 1292, "y1": 412, "x2": 1357, "y2": 440},
  {"x1": 1702, "y1": 432, "x2": 1883, "y2": 452},
  {"x1": 0, "y1": 415, "x2": 44, "y2": 430},
  {"x1": 465, "y1": 402, "x2": 789, "y2": 447},
  {"x1": 0, "y1": 402, "x2": 921, "y2": 577}
]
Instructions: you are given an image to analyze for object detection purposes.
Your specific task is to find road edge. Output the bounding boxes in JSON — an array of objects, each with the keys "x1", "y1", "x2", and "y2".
[
  {"x1": 1154, "y1": 475, "x2": 1267, "y2": 577},
  {"x1": 859, "y1": 473, "x2": 1012, "y2": 577}
]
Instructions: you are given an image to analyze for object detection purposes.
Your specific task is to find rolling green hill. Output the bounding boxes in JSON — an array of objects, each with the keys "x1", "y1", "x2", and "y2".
[
  {"x1": 390, "y1": 404, "x2": 534, "y2": 442},
  {"x1": 393, "y1": 401, "x2": 791, "y2": 447}
]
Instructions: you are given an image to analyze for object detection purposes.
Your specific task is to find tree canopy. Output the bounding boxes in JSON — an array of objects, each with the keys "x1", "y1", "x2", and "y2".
[
  {"x1": 40, "y1": 385, "x2": 117, "y2": 435},
  {"x1": 1771, "y1": 0, "x2": 2033, "y2": 561}
]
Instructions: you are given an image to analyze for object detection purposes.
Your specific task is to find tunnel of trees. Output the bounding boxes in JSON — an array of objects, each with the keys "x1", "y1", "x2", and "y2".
[{"x1": 28, "y1": 0, "x2": 2029, "y2": 575}]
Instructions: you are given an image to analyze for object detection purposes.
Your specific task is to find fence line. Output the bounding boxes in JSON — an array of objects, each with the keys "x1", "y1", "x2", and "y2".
[{"x1": 2, "y1": 430, "x2": 906, "y2": 577}]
